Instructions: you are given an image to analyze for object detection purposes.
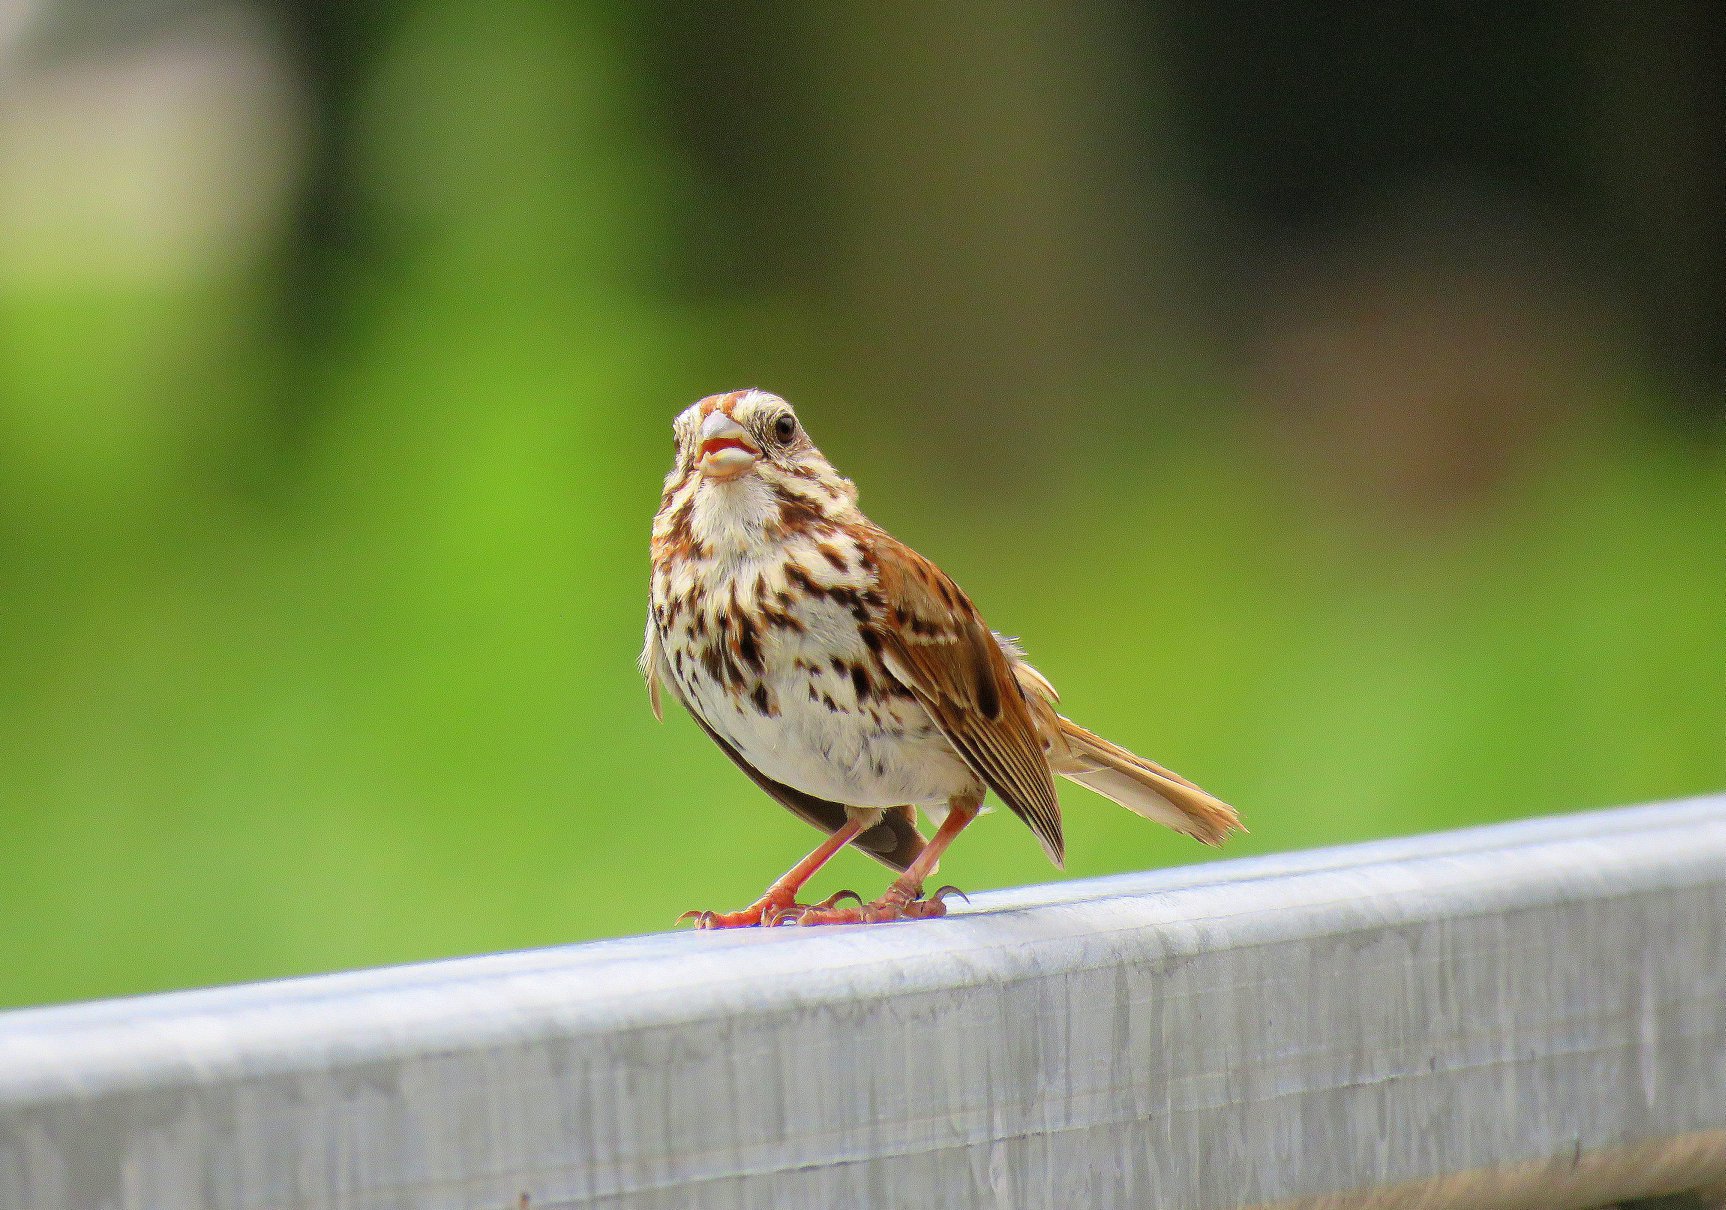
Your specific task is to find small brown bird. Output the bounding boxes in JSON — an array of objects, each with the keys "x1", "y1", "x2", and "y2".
[{"x1": 643, "y1": 390, "x2": 1241, "y2": 926}]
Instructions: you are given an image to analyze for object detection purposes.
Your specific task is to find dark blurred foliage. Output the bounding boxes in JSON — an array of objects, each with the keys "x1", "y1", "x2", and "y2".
[{"x1": 0, "y1": 0, "x2": 1720, "y2": 1007}]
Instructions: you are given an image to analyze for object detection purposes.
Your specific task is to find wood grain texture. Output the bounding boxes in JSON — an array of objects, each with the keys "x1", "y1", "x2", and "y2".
[{"x1": 2, "y1": 796, "x2": 1724, "y2": 1209}]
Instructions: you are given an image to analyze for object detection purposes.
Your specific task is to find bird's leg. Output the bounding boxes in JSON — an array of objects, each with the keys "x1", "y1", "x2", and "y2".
[
  {"x1": 792, "y1": 797, "x2": 979, "y2": 925},
  {"x1": 679, "y1": 817, "x2": 867, "y2": 929}
]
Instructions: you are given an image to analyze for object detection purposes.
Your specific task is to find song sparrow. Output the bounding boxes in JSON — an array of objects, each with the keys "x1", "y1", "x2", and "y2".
[{"x1": 644, "y1": 389, "x2": 1242, "y2": 927}]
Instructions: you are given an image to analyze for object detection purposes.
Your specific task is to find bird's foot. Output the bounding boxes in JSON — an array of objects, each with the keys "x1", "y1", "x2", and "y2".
[
  {"x1": 783, "y1": 884, "x2": 967, "y2": 926},
  {"x1": 678, "y1": 887, "x2": 807, "y2": 930},
  {"x1": 762, "y1": 889, "x2": 862, "y2": 926}
]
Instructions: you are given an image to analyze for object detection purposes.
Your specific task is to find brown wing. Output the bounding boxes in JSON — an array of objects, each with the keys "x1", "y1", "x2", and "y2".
[
  {"x1": 646, "y1": 637, "x2": 924, "y2": 871},
  {"x1": 866, "y1": 531, "x2": 1065, "y2": 866}
]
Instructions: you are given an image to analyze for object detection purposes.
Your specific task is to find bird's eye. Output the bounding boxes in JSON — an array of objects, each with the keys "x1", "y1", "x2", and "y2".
[{"x1": 772, "y1": 414, "x2": 798, "y2": 444}]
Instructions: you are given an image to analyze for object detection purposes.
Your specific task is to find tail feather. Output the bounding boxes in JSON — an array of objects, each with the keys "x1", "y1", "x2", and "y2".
[{"x1": 1050, "y1": 717, "x2": 1243, "y2": 846}]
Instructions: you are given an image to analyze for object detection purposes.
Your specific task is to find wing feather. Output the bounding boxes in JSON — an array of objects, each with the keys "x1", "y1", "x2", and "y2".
[
  {"x1": 867, "y1": 533, "x2": 1065, "y2": 866},
  {"x1": 639, "y1": 614, "x2": 664, "y2": 721}
]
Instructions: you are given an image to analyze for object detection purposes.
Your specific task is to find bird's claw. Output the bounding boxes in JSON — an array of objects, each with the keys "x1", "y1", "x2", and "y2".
[
  {"x1": 787, "y1": 884, "x2": 964, "y2": 925},
  {"x1": 762, "y1": 888, "x2": 862, "y2": 927},
  {"x1": 682, "y1": 884, "x2": 965, "y2": 928},
  {"x1": 679, "y1": 898, "x2": 796, "y2": 929},
  {"x1": 761, "y1": 901, "x2": 806, "y2": 927}
]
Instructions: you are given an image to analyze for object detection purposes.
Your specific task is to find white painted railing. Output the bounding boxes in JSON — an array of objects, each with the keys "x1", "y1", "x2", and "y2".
[{"x1": 2, "y1": 796, "x2": 1724, "y2": 1210}]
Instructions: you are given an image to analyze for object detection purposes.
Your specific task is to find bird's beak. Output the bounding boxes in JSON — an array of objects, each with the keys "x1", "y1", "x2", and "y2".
[{"x1": 697, "y1": 411, "x2": 760, "y2": 479}]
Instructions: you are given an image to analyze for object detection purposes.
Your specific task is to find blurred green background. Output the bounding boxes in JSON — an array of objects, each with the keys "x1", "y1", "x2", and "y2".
[{"x1": 0, "y1": 1, "x2": 1721, "y2": 1008}]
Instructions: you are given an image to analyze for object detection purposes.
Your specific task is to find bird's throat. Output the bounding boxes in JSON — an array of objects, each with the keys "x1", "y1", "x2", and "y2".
[{"x1": 690, "y1": 473, "x2": 782, "y2": 560}]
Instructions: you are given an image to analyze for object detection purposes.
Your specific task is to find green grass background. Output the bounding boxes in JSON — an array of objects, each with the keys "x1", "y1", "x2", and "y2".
[{"x1": 0, "y1": 1, "x2": 1720, "y2": 1009}]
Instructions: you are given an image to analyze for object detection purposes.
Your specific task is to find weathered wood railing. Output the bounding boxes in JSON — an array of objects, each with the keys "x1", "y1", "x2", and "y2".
[{"x1": 2, "y1": 796, "x2": 1723, "y2": 1209}]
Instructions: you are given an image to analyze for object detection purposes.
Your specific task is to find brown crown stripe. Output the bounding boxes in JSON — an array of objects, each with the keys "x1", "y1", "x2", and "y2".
[{"x1": 697, "y1": 390, "x2": 745, "y2": 417}]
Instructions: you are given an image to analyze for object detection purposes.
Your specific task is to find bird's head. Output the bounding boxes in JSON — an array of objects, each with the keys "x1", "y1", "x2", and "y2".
[
  {"x1": 666, "y1": 390, "x2": 854, "y2": 501},
  {"x1": 656, "y1": 389, "x2": 860, "y2": 556}
]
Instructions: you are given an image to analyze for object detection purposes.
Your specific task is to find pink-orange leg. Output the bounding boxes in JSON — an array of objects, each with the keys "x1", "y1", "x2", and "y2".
[
  {"x1": 790, "y1": 798, "x2": 979, "y2": 925},
  {"x1": 679, "y1": 817, "x2": 868, "y2": 929}
]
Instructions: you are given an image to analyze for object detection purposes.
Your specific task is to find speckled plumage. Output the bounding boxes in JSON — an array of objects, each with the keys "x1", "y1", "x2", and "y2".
[{"x1": 644, "y1": 389, "x2": 1241, "y2": 926}]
